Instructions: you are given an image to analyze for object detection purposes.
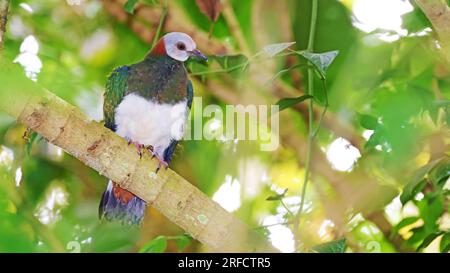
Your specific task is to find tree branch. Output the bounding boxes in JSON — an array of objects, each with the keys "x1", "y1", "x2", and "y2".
[
  {"x1": 0, "y1": 61, "x2": 277, "y2": 253},
  {"x1": 415, "y1": 0, "x2": 450, "y2": 63},
  {"x1": 415, "y1": 0, "x2": 450, "y2": 38}
]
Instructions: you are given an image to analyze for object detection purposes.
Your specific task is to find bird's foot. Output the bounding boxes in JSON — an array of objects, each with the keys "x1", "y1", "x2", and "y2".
[
  {"x1": 127, "y1": 139, "x2": 145, "y2": 158},
  {"x1": 149, "y1": 151, "x2": 168, "y2": 173}
]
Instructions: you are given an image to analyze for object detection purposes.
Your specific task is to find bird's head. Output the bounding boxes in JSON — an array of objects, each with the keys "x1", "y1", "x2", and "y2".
[{"x1": 150, "y1": 32, "x2": 207, "y2": 62}]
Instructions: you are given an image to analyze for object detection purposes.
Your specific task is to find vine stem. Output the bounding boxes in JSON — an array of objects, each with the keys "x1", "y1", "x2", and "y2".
[
  {"x1": 150, "y1": 0, "x2": 168, "y2": 50},
  {"x1": 293, "y1": 0, "x2": 318, "y2": 252},
  {"x1": 189, "y1": 51, "x2": 301, "y2": 76}
]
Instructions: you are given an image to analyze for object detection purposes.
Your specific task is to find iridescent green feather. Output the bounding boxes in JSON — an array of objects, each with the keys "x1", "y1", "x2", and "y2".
[
  {"x1": 103, "y1": 66, "x2": 130, "y2": 131},
  {"x1": 187, "y1": 80, "x2": 194, "y2": 109}
]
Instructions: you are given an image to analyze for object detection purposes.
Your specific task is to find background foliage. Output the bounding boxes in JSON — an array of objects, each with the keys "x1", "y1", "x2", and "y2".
[{"x1": 0, "y1": 0, "x2": 448, "y2": 253}]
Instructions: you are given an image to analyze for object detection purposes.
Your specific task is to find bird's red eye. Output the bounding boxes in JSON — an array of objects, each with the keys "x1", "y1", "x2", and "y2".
[{"x1": 176, "y1": 42, "x2": 186, "y2": 50}]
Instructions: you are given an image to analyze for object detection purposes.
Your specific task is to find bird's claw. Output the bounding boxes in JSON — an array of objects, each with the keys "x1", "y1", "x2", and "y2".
[
  {"x1": 151, "y1": 152, "x2": 168, "y2": 173},
  {"x1": 127, "y1": 139, "x2": 145, "y2": 158},
  {"x1": 126, "y1": 141, "x2": 167, "y2": 171}
]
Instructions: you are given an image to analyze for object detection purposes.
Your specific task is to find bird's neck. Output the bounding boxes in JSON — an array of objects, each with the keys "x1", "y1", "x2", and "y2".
[{"x1": 148, "y1": 39, "x2": 167, "y2": 56}]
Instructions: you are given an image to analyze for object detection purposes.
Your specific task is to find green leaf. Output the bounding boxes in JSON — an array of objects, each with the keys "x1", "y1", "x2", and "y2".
[
  {"x1": 440, "y1": 232, "x2": 450, "y2": 253},
  {"x1": 187, "y1": 54, "x2": 248, "y2": 77},
  {"x1": 186, "y1": 61, "x2": 210, "y2": 75},
  {"x1": 263, "y1": 42, "x2": 296, "y2": 57},
  {"x1": 406, "y1": 226, "x2": 428, "y2": 245},
  {"x1": 364, "y1": 127, "x2": 386, "y2": 150},
  {"x1": 141, "y1": 0, "x2": 160, "y2": 5},
  {"x1": 358, "y1": 114, "x2": 378, "y2": 130},
  {"x1": 174, "y1": 234, "x2": 191, "y2": 252},
  {"x1": 391, "y1": 216, "x2": 420, "y2": 236},
  {"x1": 417, "y1": 231, "x2": 444, "y2": 251},
  {"x1": 428, "y1": 158, "x2": 450, "y2": 188},
  {"x1": 274, "y1": 95, "x2": 313, "y2": 113},
  {"x1": 401, "y1": 8, "x2": 431, "y2": 34},
  {"x1": 312, "y1": 238, "x2": 346, "y2": 253},
  {"x1": 25, "y1": 131, "x2": 40, "y2": 156},
  {"x1": 124, "y1": 0, "x2": 139, "y2": 14},
  {"x1": 400, "y1": 179, "x2": 427, "y2": 205},
  {"x1": 213, "y1": 54, "x2": 248, "y2": 71},
  {"x1": 266, "y1": 188, "x2": 288, "y2": 201},
  {"x1": 419, "y1": 194, "x2": 444, "y2": 229},
  {"x1": 400, "y1": 158, "x2": 443, "y2": 205},
  {"x1": 139, "y1": 236, "x2": 167, "y2": 253},
  {"x1": 299, "y1": 50, "x2": 339, "y2": 76},
  {"x1": 254, "y1": 227, "x2": 270, "y2": 239}
]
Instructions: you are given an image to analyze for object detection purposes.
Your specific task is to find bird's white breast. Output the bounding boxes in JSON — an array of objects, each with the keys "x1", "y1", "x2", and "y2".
[{"x1": 114, "y1": 93, "x2": 188, "y2": 156}]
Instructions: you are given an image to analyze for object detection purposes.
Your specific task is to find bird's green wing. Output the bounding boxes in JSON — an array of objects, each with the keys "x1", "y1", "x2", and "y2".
[
  {"x1": 103, "y1": 66, "x2": 130, "y2": 131},
  {"x1": 187, "y1": 80, "x2": 194, "y2": 109}
]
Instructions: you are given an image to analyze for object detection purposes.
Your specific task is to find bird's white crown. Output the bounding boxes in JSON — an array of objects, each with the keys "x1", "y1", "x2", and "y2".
[{"x1": 163, "y1": 32, "x2": 197, "y2": 62}]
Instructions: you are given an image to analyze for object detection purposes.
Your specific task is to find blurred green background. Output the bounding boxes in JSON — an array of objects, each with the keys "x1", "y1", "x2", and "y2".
[{"x1": 0, "y1": 0, "x2": 448, "y2": 253}]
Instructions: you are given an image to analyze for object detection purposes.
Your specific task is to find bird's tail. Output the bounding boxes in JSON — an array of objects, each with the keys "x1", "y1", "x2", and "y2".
[{"x1": 99, "y1": 181, "x2": 146, "y2": 225}]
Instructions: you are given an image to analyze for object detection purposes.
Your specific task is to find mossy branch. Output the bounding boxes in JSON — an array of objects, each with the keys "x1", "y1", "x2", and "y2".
[{"x1": 0, "y1": 61, "x2": 278, "y2": 253}]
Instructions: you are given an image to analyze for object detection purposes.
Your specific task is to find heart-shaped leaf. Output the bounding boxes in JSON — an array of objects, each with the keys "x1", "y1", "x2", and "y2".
[
  {"x1": 263, "y1": 42, "x2": 296, "y2": 57},
  {"x1": 274, "y1": 95, "x2": 313, "y2": 113},
  {"x1": 299, "y1": 50, "x2": 339, "y2": 76},
  {"x1": 196, "y1": 0, "x2": 221, "y2": 22}
]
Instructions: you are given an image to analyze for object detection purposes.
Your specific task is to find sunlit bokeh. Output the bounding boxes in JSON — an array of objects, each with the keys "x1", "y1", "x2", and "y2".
[
  {"x1": 352, "y1": 0, "x2": 412, "y2": 33},
  {"x1": 19, "y1": 3, "x2": 33, "y2": 13},
  {"x1": 0, "y1": 145, "x2": 14, "y2": 170},
  {"x1": 35, "y1": 185, "x2": 69, "y2": 225},
  {"x1": 14, "y1": 167, "x2": 22, "y2": 187},
  {"x1": 14, "y1": 35, "x2": 42, "y2": 81},
  {"x1": 262, "y1": 215, "x2": 295, "y2": 253},
  {"x1": 212, "y1": 175, "x2": 241, "y2": 212},
  {"x1": 326, "y1": 137, "x2": 361, "y2": 172}
]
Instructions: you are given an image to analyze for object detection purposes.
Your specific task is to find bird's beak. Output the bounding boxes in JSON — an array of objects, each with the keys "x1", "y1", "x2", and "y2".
[{"x1": 189, "y1": 49, "x2": 208, "y2": 61}]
